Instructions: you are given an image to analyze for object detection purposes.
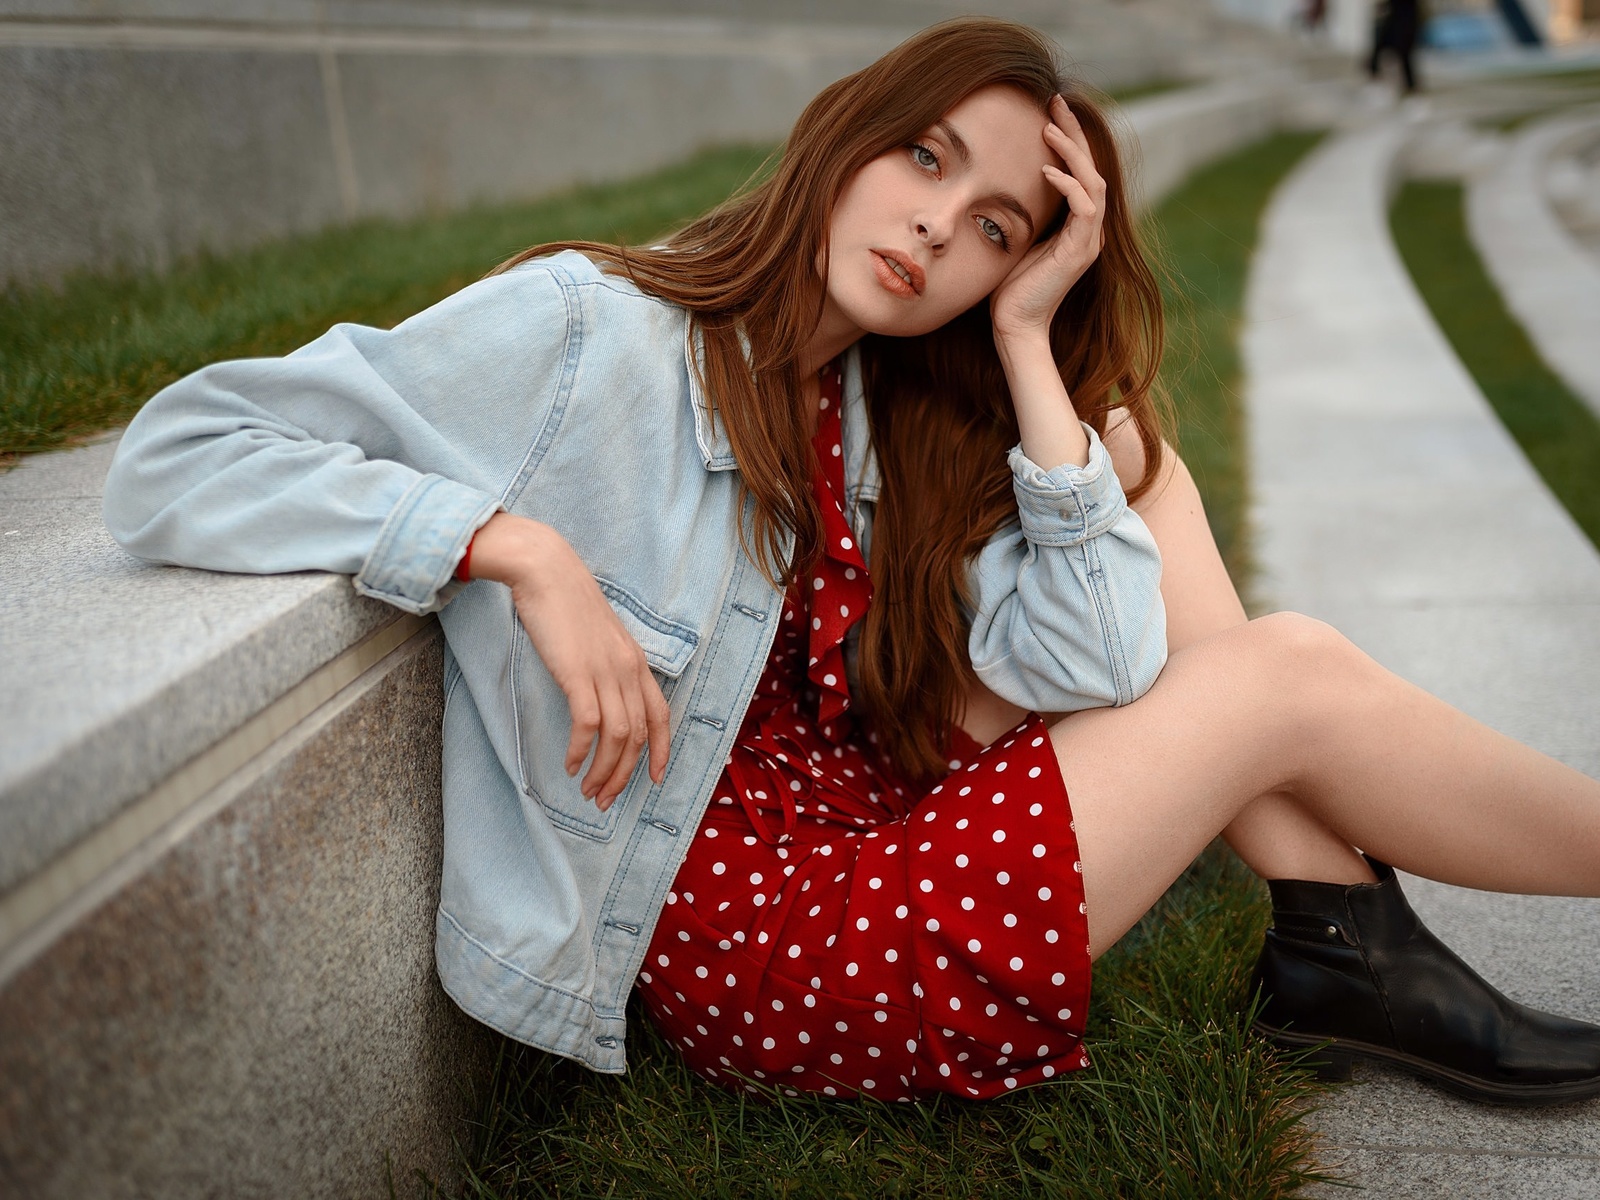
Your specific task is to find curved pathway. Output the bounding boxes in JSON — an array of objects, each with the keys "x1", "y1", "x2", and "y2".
[
  {"x1": 1466, "y1": 105, "x2": 1600, "y2": 422},
  {"x1": 1244, "y1": 114, "x2": 1600, "y2": 1198}
]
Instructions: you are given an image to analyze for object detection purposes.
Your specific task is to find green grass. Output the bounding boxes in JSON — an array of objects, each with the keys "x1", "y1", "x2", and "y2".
[
  {"x1": 1474, "y1": 91, "x2": 1600, "y2": 133},
  {"x1": 1155, "y1": 130, "x2": 1327, "y2": 585},
  {"x1": 0, "y1": 144, "x2": 775, "y2": 463},
  {"x1": 456, "y1": 848, "x2": 1331, "y2": 1200},
  {"x1": 1107, "y1": 77, "x2": 1197, "y2": 104},
  {"x1": 1476, "y1": 104, "x2": 1564, "y2": 134},
  {"x1": 1542, "y1": 66, "x2": 1600, "y2": 89},
  {"x1": 451, "y1": 130, "x2": 1336, "y2": 1200},
  {"x1": 1390, "y1": 182, "x2": 1600, "y2": 550},
  {"x1": 1466, "y1": 65, "x2": 1600, "y2": 95}
]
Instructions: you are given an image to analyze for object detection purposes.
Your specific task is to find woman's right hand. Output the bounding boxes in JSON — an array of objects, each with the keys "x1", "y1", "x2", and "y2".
[{"x1": 469, "y1": 512, "x2": 670, "y2": 811}]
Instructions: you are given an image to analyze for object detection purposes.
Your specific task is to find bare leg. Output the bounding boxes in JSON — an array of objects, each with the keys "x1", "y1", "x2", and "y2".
[
  {"x1": 1104, "y1": 425, "x2": 1375, "y2": 887},
  {"x1": 962, "y1": 426, "x2": 1600, "y2": 950},
  {"x1": 959, "y1": 423, "x2": 1375, "y2": 886},
  {"x1": 1056, "y1": 612, "x2": 1600, "y2": 959}
]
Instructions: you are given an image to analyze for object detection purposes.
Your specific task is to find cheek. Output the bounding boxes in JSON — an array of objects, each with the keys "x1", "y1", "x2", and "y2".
[{"x1": 940, "y1": 252, "x2": 1013, "y2": 313}]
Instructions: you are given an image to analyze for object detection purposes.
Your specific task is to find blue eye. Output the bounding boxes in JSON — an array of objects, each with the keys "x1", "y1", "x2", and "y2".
[
  {"x1": 978, "y1": 216, "x2": 1011, "y2": 251},
  {"x1": 909, "y1": 143, "x2": 939, "y2": 171}
]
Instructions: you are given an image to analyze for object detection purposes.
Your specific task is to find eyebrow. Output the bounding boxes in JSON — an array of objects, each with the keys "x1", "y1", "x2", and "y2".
[
  {"x1": 932, "y1": 118, "x2": 1039, "y2": 245},
  {"x1": 933, "y1": 118, "x2": 973, "y2": 168}
]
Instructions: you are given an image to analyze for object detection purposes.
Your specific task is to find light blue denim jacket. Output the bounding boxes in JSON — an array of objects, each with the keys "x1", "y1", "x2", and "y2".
[{"x1": 103, "y1": 250, "x2": 1166, "y2": 1072}]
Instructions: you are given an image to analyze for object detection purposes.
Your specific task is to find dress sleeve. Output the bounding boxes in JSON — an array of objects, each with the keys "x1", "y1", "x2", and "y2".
[
  {"x1": 964, "y1": 423, "x2": 1167, "y2": 713},
  {"x1": 102, "y1": 262, "x2": 576, "y2": 615}
]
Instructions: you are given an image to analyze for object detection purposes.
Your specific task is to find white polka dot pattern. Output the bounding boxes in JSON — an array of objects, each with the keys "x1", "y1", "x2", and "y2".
[{"x1": 636, "y1": 361, "x2": 1092, "y2": 1101}]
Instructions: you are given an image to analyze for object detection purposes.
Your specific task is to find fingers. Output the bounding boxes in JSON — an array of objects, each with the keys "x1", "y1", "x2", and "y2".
[
  {"x1": 579, "y1": 687, "x2": 626, "y2": 809},
  {"x1": 1044, "y1": 164, "x2": 1096, "y2": 222},
  {"x1": 1042, "y1": 99, "x2": 1106, "y2": 265},
  {"x1": 565, "y1": 684, "x2": 602, "y2": 778},
  {"x1": 1044, "y1": 97, "x2": 1107, "y2": 208},
  {"x1": 580, "y1": 680, "x2": 629, "y2": 802},
  {"x1": 605, "y1": 674, "x2": 651, "y2": 807},
  {"x1": 644, "y1": 670, "x2": 672, "y2": 786},
  {"x1": 511, "y1": 526, "x2": 673, "y2": 814},
  {"x1": 569, "y1": 654, "x2": 669, "y2": 811}
]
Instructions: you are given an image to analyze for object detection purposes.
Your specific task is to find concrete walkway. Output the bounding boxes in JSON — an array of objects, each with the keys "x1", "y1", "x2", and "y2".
[
  {"x1": 1466, "y1": 105, "x2": 1600, "y2": 422},
  {"x1": 1244, "y1": 115, "x2": 1600, "y2": 1197}
]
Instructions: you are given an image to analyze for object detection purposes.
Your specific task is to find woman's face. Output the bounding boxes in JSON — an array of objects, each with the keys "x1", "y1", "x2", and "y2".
[{"x1": 821, "y1": 85, "x2": 1065, "y2": 342}]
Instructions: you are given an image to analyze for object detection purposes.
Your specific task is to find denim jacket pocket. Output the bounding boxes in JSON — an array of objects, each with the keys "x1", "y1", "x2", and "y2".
[{"x1": 511, "y1": 577, "x2": 700, "y2": 839}]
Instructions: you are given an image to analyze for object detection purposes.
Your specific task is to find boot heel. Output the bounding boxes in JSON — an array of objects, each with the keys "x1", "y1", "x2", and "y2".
[{"x1": 1298, "y1": 1043, "x2": 1355, "y2": 1082}]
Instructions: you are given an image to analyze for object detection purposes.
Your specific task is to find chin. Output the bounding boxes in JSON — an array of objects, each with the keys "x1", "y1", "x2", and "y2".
[{"x1": 846, "y1": 295, "x2": 954, "y2": 339}]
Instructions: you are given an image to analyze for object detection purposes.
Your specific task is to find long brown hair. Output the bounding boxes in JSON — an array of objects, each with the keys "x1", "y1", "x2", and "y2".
[{"x1": 494, "y1": 17, "x2": 1169, "y2": 780}]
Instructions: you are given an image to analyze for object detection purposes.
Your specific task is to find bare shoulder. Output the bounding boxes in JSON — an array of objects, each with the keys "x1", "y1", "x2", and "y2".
[
  {"x1": 1102, "y1": 408, "x2": 1152, "y2": 481},
  {"x1": 1101, "y1": 408, "x2": 1183, "y2": 509}
]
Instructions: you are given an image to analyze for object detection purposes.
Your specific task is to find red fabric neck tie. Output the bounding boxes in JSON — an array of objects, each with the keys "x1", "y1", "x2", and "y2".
[{"x1": 804, "y1": 360, "x2": 873, "y2": 744}]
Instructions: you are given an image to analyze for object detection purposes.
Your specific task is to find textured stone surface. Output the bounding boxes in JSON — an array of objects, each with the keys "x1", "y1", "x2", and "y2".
[
  {"x1": 1245, "y1": 114, "x2": 1600, "y2": 1195},
  {"x1": 0, "y1": 7, "x2": 892, "y2": 287},
  {"x1": 1307, "y1": 1145, "x2": 1600, "y2": 1200},
  {"x1": 0, "y1": 433, "x2": 397, "y2": 892},
  {"x1": 0, "y1": 43, "x2": 347, "y2": 283},
  {"x1": 329, "y1": 44, "x2": 872, "y2": 222},
  {"x1": 0, "y1": 632, "x2": 498, "y2": 1199},
  {"x1": 1123, "y1": 77, "x2": 1281, "y2": 206},
  {"x1": 0, "y1": 0, "x2": 1298, "y2": 287}
]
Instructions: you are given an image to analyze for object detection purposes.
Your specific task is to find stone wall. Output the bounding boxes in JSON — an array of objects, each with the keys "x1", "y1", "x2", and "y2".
[
  {"x1": 0, "y1": 4, "x2": 889, "y2": 287},
  {"x1": 0, "y1": 627, "x2": 499, "y2": 1197}
]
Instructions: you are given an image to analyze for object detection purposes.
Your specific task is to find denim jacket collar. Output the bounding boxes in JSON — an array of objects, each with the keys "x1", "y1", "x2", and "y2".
[{"x1": 684, "y1": 327, "x2": 882, "y2": 515}]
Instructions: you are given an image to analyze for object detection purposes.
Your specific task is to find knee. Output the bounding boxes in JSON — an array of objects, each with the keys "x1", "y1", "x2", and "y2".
[{"x1": 1246, "y1": 611, "x2": 1369, "y2": 685}]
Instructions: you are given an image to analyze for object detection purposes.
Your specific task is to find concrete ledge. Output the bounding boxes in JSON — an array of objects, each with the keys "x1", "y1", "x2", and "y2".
[
  {"x1": 0, "y1": 6, "x2": 895, "y2": 286},
  {"x1": 1122, "y1": 76, "x2": 1281, "y2": 205},
  {"x1": 0, "y1": 625, "x2": 500, "y2": 1198},
  {"x1": 1465, "y1": 105, "x2": 1600, "y2": 421},
  {"x1": 0, "y1": 435, "x2": 396, "y2": 897}
]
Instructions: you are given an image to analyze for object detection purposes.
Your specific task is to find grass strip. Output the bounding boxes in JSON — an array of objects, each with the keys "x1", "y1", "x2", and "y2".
[
  {"x1": 1390, "y1": 181, "x2": 1600, "y2": 550},
  {"x1": 0, "y1": 144, "x2": 775, "y2": 463},
  {"x1": 1157, "y1": 131, "x2": 1326, "y2": 583},
  {"x1": 0, "y1": 87, "x2": 1205, "y2": 469},
  {"x1": 458, "y1": 849, "x2": 1326, "y2": 1200},
  {"x1": 455, "y1": 130, "x2": 1335, "y2": 1200},
  {"x1": 0, "y1": 85, "x2": 1185, "y2": 467},
  {"x1": 1106, "y1": 77, "x2": 1197, "y2": 104}
]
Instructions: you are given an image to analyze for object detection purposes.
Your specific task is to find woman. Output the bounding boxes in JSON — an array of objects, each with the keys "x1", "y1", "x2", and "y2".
[{"x1": 102, "y1": 18, "x2": 1600, "y2": 1105}]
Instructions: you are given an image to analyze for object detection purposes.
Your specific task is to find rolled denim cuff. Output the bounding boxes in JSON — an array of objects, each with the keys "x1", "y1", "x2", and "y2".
[
  {"x1": 1006, "y1": 424, "x2": 1128, "y2": 547},
  {"x1": 355, "y1": 474, "x2": 502, "y2": 614}
]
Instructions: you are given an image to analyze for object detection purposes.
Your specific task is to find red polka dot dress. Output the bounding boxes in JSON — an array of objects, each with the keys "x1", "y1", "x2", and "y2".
[{"x1": 637, "y1": 361, "x2": 1093, "y2": 1101}]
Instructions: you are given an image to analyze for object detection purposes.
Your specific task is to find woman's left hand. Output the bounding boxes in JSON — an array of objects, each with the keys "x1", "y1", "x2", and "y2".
[{"x1": 989, "y1": 95, "x2": 1108, "y2": 344}]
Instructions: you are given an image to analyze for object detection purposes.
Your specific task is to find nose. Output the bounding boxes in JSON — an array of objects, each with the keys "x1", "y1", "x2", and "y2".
[{"x1": 913, "y1": 200, "x2": 960, "y2": 254}]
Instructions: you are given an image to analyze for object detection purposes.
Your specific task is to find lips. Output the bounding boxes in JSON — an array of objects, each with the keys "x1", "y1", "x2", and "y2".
[{"x1": 871, "y1": 249, "x2": 925, "y2": 298}]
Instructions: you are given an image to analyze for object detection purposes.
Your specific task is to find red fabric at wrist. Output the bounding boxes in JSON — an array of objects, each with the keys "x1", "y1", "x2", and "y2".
[{"x1": 454, "y1": 533, "x2": 475, "y2": 583}]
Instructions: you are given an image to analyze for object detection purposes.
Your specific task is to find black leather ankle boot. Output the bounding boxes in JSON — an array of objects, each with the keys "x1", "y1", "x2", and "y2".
[{"x1": 1252, "y1": 857, "x2": 1600, "y2": 1105}]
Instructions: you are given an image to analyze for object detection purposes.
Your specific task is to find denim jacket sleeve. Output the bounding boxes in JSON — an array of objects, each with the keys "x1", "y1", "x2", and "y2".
[
  {"x1": 102, "y1": 264, "x2": 577, "y2": 614},
  {"x1": 965, "y1": 423, "x2": 1167, "y2": 712}
]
